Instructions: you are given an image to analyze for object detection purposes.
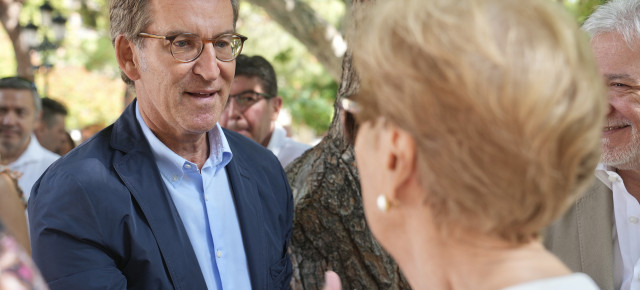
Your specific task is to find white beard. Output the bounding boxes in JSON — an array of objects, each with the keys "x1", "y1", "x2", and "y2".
[{"x1": 601, "y1": 127, "x2": 640, "y2": 170}]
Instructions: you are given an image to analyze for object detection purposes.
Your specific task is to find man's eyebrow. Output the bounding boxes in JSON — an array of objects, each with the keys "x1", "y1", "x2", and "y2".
[
  {"x1": 160, "y1": 30, "x2": 236, "y2": 37},
  {"x1": 605, "y1": 73, "x2": 636, "y2": 83},
  {"x1": 207, "y1": 30, "x2": 237, "y2": 39}
]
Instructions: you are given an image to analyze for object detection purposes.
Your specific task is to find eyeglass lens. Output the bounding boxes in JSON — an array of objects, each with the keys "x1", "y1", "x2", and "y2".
[
  {"x1": 227, "y1": 91, "x2": 267, "y2": 110},
  {"x1": 171, "y1": 34, "x2": 244, "y2": 62}
]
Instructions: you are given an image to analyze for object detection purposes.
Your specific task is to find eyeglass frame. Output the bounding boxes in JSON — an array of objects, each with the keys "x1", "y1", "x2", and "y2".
[
  {"x1": 138, "y1": 32, "x2": 248, "y2": 63},
  {"x1": 226, "y1": 90, "x2": 275, "y2": 111}
]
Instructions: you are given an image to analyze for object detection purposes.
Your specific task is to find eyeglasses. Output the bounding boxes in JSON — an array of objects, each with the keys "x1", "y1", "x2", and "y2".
[
  {"x1": 339, "y1": 98, "x2": 361, "y2": 144},
  {"x1": 226, "y1": 90, "x2": 274, "y2": 111},
  {"x1": 138, "y1": 32, "x2": 248, "y2": 62}
]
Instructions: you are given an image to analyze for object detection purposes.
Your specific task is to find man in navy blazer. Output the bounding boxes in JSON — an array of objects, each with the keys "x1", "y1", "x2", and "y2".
[{"x1": 28, "y1": 0, "x2": 293, "y2": 289}]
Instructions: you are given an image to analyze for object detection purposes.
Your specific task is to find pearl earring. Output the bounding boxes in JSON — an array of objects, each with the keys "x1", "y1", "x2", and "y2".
[{"x1": 377, "y1": 194, "x2": 390, "y2": 212}]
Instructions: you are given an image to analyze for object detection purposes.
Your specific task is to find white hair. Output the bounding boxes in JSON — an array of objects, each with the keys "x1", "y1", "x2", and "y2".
[{"x1": 582, "y1": 0, "x2": 640, "y2": 46}]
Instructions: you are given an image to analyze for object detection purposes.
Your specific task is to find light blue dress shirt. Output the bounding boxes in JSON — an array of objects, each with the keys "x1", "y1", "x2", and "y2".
[{"x1": 136, "y1": 105, "x2": 252, "y2": 289}]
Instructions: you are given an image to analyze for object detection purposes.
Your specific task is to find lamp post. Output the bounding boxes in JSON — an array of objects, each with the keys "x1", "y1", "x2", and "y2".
[{"x1": 21, "y1": 1, "x2": 67, "y2": 98}]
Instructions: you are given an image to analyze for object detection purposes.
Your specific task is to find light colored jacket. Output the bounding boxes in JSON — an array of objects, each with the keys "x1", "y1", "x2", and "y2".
[{"x1": 543, "y1": 178, "x2": 615, "y2": 290}]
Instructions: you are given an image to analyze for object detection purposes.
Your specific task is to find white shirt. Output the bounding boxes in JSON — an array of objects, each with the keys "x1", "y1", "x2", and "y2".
[
  {"x1": 503, "y1": 273, "x2": 599, "y2": 290},
  {"x1": 267, "y1": 125, "x2": 311, "y2": 167},
  {"x1": 9, "y1": 135, "x2": 59, "y2": 200},
  {"x1": 596, "y1": 163, "x2": 640, "y2": 290}
]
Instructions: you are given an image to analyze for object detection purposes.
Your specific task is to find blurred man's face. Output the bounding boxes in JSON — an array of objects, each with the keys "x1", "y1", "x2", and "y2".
[
  {"x1": 0, "y1": 89, "x2": 39, "y2": 162},
  {"x1": 220, "y1": 76, "x2": 281, "y2": 146},
  {"x1": 35, "y1": 113, "x2": 67, "y2": 153},
  {"x1": 595, "y1": 32, "x2": 640, "y2": 170}
]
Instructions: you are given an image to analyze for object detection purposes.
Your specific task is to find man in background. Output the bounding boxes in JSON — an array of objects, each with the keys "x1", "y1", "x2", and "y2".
[
  {"x1": 544, "y1": 1, "x2": 640, "y2": 289},
  {"x1": 0, "y1": 77, "x2": 59, "y2": 198},
  {"x1": 220, "y1": 54, "x2": 311, "y2": 167},
  {"x1": 35, "y1": 97, "x2": 68, "y2": 155}
]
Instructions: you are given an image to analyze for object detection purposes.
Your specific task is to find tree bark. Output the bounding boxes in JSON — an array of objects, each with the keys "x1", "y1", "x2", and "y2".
[
  {"x1": 286, "y1": 2, "x2": 410, "y2": 288},
  {"x1": 0, "y1": 0, "x2": 33, "y2": 79},
  {"x1": 243, "y1": 0, "x2": 345, "y2": 82}
]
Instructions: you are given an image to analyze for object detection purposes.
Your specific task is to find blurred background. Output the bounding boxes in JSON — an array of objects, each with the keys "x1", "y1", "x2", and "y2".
[{"x1": 0, "y1": 0, "x2": 606, "y2": 145}]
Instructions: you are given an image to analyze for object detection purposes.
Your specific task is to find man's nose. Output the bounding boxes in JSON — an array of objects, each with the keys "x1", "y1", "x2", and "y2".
[
  {"x1": 1, "y1": 112, "x2": 18, "y2": 125},
  {"x1": 607, "y1": 91, "x2": 619, "y2": 116},
  {"x1": 192, "y1": 44, "x2": 221, "y2": 81}
]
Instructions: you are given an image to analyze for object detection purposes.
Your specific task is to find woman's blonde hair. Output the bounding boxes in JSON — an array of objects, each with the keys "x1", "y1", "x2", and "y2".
[{"x1": 351, "y1": 0, "x2": 606, "y2": 243}]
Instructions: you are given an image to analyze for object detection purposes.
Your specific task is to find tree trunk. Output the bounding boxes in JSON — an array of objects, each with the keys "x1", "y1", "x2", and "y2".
[
  {"x1": 243, "y1": 0, "x2": 345, "y2": 82},
  {"x1": 286, "y1": 2, "x2": 410, "y2": 288},
  {"x1": 0, "y1": 0, "x2": 33, "y2": 79}
]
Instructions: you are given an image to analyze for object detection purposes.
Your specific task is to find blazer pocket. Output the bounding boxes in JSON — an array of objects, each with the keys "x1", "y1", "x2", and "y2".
[{"x1": 268, "y1": 255, "x2": 292, "y2": 289}]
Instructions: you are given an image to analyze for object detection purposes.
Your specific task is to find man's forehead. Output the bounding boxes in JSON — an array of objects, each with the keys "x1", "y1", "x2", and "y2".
[
  {"x1": 0, "y1": 89, "x2": 36, "y2": 106},
  {"x1": 592, "y1": 31, "x2": 640, "y2": 52},
  {"x1": 232, "y1": 76, "x2": 264, "y2": 89},
  {"x1": 147, "y1": 0, "x2": 234, "y2": 33}
]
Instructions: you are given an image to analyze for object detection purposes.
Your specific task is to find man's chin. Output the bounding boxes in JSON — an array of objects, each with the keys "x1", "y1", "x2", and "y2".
[
  {"x1": 601, "y1": 150, "x2": 640, "y2": 170},
  {"x1": 235, "y1": 130, "x2": 252, "y2": 139}
]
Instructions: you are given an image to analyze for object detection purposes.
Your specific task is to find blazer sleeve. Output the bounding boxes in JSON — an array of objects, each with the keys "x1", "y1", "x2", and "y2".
[{"x1": 29, "y1": 170, "x2": 128, "y2": 290}]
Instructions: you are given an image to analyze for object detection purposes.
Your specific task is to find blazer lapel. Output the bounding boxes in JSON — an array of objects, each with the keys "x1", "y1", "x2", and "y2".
[
  {"x1": 576, "y1": 180, "x2": 615, "y2": 290},
  {"x1": 111, "y1": 101, "x2": 207, "y2": 290},
  {"x1": 225, "y1": 155, "x2": 267, "y2": 289}
]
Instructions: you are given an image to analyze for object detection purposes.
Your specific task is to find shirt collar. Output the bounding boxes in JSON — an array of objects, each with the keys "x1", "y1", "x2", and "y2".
[
  {"x1": 135, "y1": 103, "x2": 233, "y2": 184},
  {"x1": 595, "y1": 163, "x2": 618, "y2": 190},
  {"x1": 10, "y1": 135, "x2": 52, "y2": 167},
  {"x1": 266, "y1": 124, "x2": 286, "y2": 153}
]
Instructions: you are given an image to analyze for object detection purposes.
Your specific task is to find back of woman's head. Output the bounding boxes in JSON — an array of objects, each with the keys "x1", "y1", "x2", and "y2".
[{"x1": 351, "y1": 0, "x2": 606, "y2": 243}]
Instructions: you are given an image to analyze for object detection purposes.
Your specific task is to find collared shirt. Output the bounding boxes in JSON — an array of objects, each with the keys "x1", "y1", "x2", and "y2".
[
  {"x1": 9, "y1": 135, "x2": 59, "y2": 200},
  {"x1": 596, "y1": 163, "x2": 640, "y2": 290},
  {"x1": 266, "y1": 124, "x2": 311, "y2": 168},
  {"x1": 136, "y1": 105, "x2": 251, "y2": 290}
]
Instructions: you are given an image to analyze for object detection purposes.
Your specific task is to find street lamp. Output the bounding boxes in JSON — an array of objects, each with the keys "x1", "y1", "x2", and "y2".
[{"x1": 21, "y1": 1, "x2": 67, "y2": 98}]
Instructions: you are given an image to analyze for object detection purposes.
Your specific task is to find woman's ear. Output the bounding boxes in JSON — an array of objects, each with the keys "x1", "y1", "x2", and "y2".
[
  {"x1": 115, "y1": 35, "x2": 141, "y2": 81},
  {"x1": 384, "y1": 124, "x2": 418, "y2": 203}
]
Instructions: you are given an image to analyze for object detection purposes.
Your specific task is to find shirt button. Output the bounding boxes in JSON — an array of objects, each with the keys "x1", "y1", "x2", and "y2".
[
  {"x1": 205, "y1": 195, "x2": 209, "y2": 201},
  {"x1": 629, "y1": 216, "x2": 639, "y2": 224},
  {"x1": 184, "y1": 164, "x2": 192, "y2": 169},
  {"x1": 216, "y1": 250, "x2": 222, "y2": 258},
  {"x1": 171, "y1": 175, "x2": 178, "y2": 182},
  {"x1": 608, "y1": 175, "x2": 619, "y2": 183}
]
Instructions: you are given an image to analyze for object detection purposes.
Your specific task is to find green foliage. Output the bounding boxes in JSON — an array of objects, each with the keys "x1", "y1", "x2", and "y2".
[
  {"x1": 0, "y1": 30, "x2": 17, "y2": 77},
  {"x1": 562, "y1": 0, "x2": 607, "y2": 24}
]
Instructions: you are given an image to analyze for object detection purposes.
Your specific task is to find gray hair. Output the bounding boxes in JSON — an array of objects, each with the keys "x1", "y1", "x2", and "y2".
[
  {"x1": 0, "y1": 77, "x2": 42, "y2": 115},
  {"x1": 582, "y1": 0, "x2": 640, "y2": 46}
]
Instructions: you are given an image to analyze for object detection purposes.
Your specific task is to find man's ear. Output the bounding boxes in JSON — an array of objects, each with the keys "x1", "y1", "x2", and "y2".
[
  {"x1": 115, "y1": 35, "x2": 141, "y2": 81},
  {"x1": 270, "y1": 96, "x2": 283, "y2": 121}
]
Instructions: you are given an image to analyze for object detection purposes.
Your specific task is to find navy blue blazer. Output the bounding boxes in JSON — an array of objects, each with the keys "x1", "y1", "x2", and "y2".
[{"x1": 29, "y1": 100, "x2": 293, "y2": 289}]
